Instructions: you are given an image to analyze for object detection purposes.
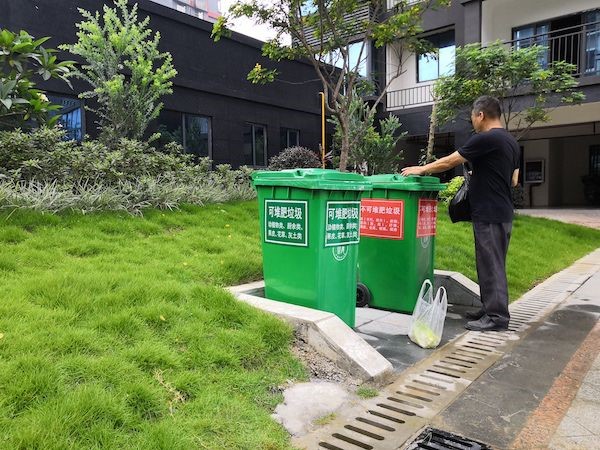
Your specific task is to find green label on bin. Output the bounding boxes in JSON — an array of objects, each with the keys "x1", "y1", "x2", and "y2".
[
  {"x1": 325, "y1": 201, "x2": 361, "y2": 247},
  {"x1": 264, "y1": 200, "x2": 308, "y2": 247}
]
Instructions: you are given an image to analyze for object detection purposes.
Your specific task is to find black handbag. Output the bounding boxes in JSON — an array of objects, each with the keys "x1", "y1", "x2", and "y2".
[{"x1": 449, "y1": 165, "x2": 471, "y2": 223}]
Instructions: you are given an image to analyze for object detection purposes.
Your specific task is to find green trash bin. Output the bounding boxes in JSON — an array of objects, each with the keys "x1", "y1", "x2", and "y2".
[
  {"x1": 252, "y1": 169, "x2": 371, "y2": 327},
  {"x1": 358, "y1": 174, "x2": 446, "y2": 313}
]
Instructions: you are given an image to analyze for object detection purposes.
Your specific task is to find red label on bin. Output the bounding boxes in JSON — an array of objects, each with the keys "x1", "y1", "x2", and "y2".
[
  {"x1": 360, "y1": 199, "x2": 404, "y2": 239},
  {"x1": 416, "y1": 199, "x2": 438, "y2": 238}
]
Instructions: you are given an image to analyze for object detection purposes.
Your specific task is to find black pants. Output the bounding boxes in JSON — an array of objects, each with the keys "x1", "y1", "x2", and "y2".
[{"x1": 473, "y1": 222, "x2": 512, "y2": 327}]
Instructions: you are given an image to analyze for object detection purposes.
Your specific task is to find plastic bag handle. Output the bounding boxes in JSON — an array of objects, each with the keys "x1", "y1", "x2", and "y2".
[
  {"x1": 435, "y1": 286, "x2": 448, "y2": 319},
  {"x1": 418, "y1": 279, "x2": 433, "y2": 302},
  {"x1": 435, "y1": 286, "x2": 448, "y2": 305}
]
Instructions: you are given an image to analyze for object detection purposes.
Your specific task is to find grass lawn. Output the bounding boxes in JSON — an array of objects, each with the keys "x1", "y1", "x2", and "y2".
[
  {"x1": 435, "y1": 212, "x2": 600, "y2": 300},
  {"x1": 0, "y1": 201, "x2": 599, "y2": 449},
  {"x1": 0, "y1": 203, "x2": 305, "y2": 450}
]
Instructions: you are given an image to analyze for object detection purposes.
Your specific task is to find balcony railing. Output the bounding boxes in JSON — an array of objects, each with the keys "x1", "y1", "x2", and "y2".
[
  {"x1": 386, "y1": 84, "x2": 434, "y2": 110},
  {"x1": 504, "y1": 20, "x2": 600, "y2": 78},
  {"x1": 386, "y1": 20, "x2": 600, "y2": 111}
]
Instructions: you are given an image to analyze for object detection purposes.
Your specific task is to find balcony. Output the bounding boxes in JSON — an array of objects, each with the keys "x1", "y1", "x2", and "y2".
[
  {"x1": 386, "y1": 84, "x2": 434, "y2": 110},
  {"x1": 386, "y1": 20, "x2": 600, "y2": 112},
  {"x1": 506, "y1": 20, "x2": 600, "y2": 78}
]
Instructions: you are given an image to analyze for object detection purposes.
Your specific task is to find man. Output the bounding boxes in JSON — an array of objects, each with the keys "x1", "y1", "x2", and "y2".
[{"x1": 402, "y1": 96, "x2": 520, "y2": 332}]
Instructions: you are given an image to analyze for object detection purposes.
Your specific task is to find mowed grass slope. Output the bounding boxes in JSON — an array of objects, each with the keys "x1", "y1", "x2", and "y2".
[{"x1": 0, "y1": 203, "x2": 305, "y2": 450}]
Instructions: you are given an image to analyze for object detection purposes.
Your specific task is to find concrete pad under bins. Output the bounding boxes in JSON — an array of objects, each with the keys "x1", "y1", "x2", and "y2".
[{"x1": 228, "y1": 282, "x2": 393, "y2": 384}]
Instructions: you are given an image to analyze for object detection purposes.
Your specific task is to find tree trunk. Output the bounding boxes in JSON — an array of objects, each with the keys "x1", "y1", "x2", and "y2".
[
  {"x1": 338, "y1": 117, "x2": 350, "y2": 172},
  {"x1": 424, "y1": 102, "x2": 438, "y2": 165}
]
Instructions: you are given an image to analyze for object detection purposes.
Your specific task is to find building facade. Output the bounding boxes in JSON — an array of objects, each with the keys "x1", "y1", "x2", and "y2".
[
  {"x1": 383, "y1": 0, "x2": 600, "y2": 207},
  {"x1": 2, "y1": 0, "x2": 325, "y2": 168},
  {"x1": 149, "y1": 0, "x2": 221, "y2": 23}
]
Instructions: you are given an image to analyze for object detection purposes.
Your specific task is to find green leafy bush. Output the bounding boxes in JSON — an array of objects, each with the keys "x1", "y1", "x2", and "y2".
[
  {"x1": 0, "y1": 127, "x2": 191, "y2": 183},
  {"x1": 0, "y1": 128, "x2": 255, "y2": 214},
  {"x1": 62, "y1": 0, "x2": 177, "y2": 145},
  {"x1": 438, "y1": 176, "x2": 464, "y2": 205},
  {"x1": 331, "y1": 91, "x2": 404, "y2": 175},
  {"x1": 0, "y1": 29, "x2": 74, "y2": 129},
  {"x1": 268, "y1": 146, "x2": 321, "y2": 170}
]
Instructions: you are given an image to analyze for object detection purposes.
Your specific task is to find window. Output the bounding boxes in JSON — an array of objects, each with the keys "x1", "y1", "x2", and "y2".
[
  {"x1": 47, "y1": 94, "x2": 84, "y2": 141},
  {"x1": 280, "y1": 128, "x2": 300, "y2": 149},
  {"x1": 590, "y1": 146, "x2": 600, "y2": 177},
  {"x1": 325, "y1": 41, "x2": 370, "y2": 78},
  {"x1": 585, "y1": 10, "x2": 600, "y2": 76},
  {"x1": 513, "y1": 22, "x2": 551, "y2": 68},
  {"x1": 243, "y1": 123, "x2": 267, "y2": 166},
  {"x1": 155, "y1": 111, "x2": 211, "y2": 158},
  {"x1": 417, "y1": 30, "x2": 455, "y2": 83},
  {"x1": 184, "y1": 114, "x2": 211, "y2": 157}
]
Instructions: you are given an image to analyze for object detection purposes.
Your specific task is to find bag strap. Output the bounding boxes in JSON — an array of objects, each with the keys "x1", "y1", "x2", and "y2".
[{"x1": 462, "y1": 163, "x2": 471, "y2": 182}]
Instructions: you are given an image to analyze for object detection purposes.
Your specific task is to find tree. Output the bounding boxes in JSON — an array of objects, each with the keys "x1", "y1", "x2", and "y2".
[
  {"x1": 212, "y1": 0, "x2": 450, "y2": 172},
  {"x1": 331, "y1": 89, "x2": 404, "y2": 175},
  {"x1": 434, "y1": 42, "x2": 584, "y2": 139},
  {"x1": 62, "y1": 0, "x2": 177, "y2": 146},
  {"x1": 0, "y1": 29, "x2": 74, "y2": 129}
]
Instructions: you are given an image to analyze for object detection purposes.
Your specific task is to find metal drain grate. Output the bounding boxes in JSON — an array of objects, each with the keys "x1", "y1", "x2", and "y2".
[
  {"x1": 294, "y1": 263, "x2": 597, "y2": 450},
  {"x1": 405, "y1": 428, "x2": 491, "y2": 450},
  {"x1": 294, "y1": 331, "x2": 507, "y2": 450}
]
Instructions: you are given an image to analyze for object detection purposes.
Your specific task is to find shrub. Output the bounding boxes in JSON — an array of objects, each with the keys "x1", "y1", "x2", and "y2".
[
  {"x1": 438, "y1": 176, "x2": 464, "y2": 205},
  {"x1": 267, "y1": 146, "x2": 321, "y2": 171},
  {"x1": 0, "y1": 127, "x2": 193, "y2": 184},
  {"x1": 0, "y1": 29, "x2": 74, "y2": 129},
  {"x1": 62, "y1": 0, "x2": 176, "y2": 145},
  {"x1": 0, "y1": 174, "x2": 255, "y2": 215},
  {"x1": 331, "y1": 90, "x2": 404, "y2": 175},
  {"x1": 0, "y1": 127, "x2": 255, "y2": 214}
]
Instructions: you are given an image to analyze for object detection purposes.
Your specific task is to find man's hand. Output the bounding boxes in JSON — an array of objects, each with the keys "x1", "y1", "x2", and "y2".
[
  {"x1": 401, "y1": 166, "x2": 426, "y2": 176},
  {"x1": 401, "y1": 152, "x2": 467, "y2": 177}
]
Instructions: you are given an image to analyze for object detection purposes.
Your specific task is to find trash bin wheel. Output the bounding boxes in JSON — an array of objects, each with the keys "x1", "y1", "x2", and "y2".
[{"x1": 356, "y1": 283, "x2": 371, "y2": 307}]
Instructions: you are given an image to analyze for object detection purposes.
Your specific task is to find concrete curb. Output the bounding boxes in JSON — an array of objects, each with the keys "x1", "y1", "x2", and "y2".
[
  {"x1": 228, "y1": 282, "x2": 394, "y2": 385},
  {"x1": 434, "y1": 269, "x2": 482, "y2": 307}
]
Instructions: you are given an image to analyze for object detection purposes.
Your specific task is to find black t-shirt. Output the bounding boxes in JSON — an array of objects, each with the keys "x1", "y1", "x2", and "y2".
[{"x1": 458, "y1": 128, "x2": 520, "y2": 223}]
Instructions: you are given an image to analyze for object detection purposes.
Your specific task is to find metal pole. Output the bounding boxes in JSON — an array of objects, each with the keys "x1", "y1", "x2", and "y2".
[{"x1": 320, "y1": 92, "x2": 326, "y2": 169}]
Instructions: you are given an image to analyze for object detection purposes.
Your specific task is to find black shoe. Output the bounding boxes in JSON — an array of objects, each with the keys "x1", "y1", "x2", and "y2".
[
  {"x1": 465, "y1": 315, "x2": 508, "y2": 332},
  {"x1": 465, "y1": 308, "x2": 485, "y2": 321}
]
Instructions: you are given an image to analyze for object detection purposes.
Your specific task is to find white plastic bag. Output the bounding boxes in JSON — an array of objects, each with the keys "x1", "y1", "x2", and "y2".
[{"x1": 408, "y1": 280, "x2": 448, "y2": 349}]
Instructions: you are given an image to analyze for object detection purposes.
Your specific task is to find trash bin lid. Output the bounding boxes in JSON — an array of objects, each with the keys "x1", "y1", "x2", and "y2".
[
  {"x1": 252, "y1": 169, "x2": 372, "y2": 191},
  {"x1": 366, "y1": 174, "x2": 446, "y2": 192}
]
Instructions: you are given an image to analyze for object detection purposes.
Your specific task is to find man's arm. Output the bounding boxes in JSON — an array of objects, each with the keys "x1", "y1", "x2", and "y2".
[
  {"x1": 401, "y1": 151, "x2": 467, "y2": 176},
  {"x1": 512, "y1": 169, "x2": 519, "y2": 187}
]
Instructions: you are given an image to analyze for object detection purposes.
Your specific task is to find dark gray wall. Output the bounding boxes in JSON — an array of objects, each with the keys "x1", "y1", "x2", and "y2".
[{"x1": 1, "y1": 0, "x2": 325, "y2": 167}]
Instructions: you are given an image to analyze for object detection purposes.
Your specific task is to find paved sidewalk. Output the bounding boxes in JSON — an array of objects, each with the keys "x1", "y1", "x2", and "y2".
[
  {"x1": 549, "y1": 352, "x2": 600, "y2": 449},
  {"x1": 431, "y1": 248, "x2": 600, "y2": 450},
  {"x1": 517, "y1": 208, "x2": 600, "y2": 229}
]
